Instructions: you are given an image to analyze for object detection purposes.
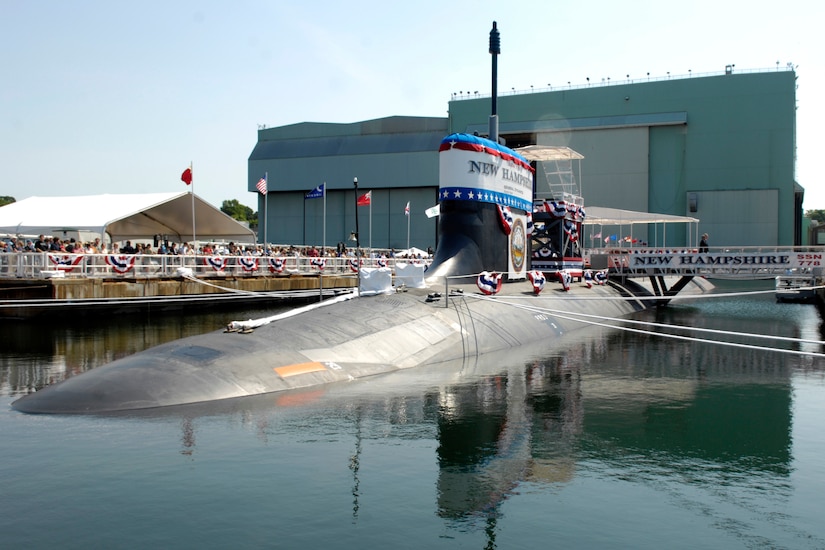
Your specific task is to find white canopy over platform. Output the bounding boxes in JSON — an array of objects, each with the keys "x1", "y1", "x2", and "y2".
[
  {"x1": 0, "y1": 192, "x2": 255, "y2": 243},
  {"x1": 585, "y1": 206, "x2": 698, "y2": 225}
]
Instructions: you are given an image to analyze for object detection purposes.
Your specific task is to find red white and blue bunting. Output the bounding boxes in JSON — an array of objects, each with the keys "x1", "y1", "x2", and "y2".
[
  {"x1": 563, "y1": 219, "x2": 579, "y2": 242},
  {"x1": 595, "y1": 270, "x2": 608, "y2": 285},
  {"x1": 239, "y1": 257, "x2": 258, "y2": 272},
  {"x1": 348, "y1": 258, "x2": 362, "y2": 272},
  {"x1": 557, "y1": 270, "x2": 572, "y2": 291},
  {"x1": 527, "y1": 270, "x2": 545, "y2": 295},
  {"x1": 205, "y1": 256, "x2": 227, "y2": 272},
  {"x1": 477, "y1": 271, "x2": 503, "y2": 295},
  {"x1": 497, "y1": 205, "x2": 514, "y2": 235},
  {"x1": 104, "y1": 254, "x2": 136, "y2": 274},
  {"x1": 310, "y1": 258, "x2": 326, "y2": 271},
  {"x1": 268, "y1": 257, "x2": 285, "y2": 274},
  {"x1": 584, "y1": 269, "x2": 594, "y2": 288},
  {"x1": 48, "y1": 254, "x2": 84, "y2": 272}
]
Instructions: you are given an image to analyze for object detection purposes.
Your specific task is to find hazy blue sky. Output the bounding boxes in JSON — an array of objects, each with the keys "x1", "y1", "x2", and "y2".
[{"x1": 2, "y1": 0, "x2": 822, "y2": 210}]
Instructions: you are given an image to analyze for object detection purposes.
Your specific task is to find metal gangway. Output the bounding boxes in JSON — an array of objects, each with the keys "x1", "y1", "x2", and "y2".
[{"x1": 593, "y1": 246, "x2": 825, "y2": 279}]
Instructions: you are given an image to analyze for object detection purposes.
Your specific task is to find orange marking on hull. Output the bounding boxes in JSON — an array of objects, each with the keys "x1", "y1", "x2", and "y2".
[{"x1": 274, "y1": 362, "x2": 328, "y2": 378}]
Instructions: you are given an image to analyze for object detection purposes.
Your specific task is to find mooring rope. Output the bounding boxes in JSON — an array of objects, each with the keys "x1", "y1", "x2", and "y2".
[{"x1": 467, "y1": 292, "x2": 825, "y2": 358}]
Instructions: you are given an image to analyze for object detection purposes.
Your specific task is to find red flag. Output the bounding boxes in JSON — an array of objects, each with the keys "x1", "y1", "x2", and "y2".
[
  {"x1": 181, "y1": 167, "x2": 193, "y2": 185},
  {"x1": 357, "y1": 191, "x2": 371, "y2": 206}
]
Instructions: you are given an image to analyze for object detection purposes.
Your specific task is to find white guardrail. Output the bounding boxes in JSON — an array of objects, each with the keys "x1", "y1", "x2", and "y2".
[{"x1": 0, "y1": 252, "x2": 431, "y2": 279}]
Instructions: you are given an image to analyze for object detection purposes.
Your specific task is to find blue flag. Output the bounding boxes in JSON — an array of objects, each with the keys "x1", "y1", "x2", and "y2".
[{"x1": 305, "y1": 183, "x2": 324, "y2": 199}]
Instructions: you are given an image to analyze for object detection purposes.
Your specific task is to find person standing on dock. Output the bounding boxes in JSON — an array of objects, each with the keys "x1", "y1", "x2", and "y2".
[{"x1": 699, "y1": 233, "x2": 709, "y2": 253}]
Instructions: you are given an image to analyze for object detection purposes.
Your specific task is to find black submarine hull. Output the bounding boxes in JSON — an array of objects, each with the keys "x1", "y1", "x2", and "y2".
[{"x1": 11, "y1": 279, "x2": 685, "y2": 414}]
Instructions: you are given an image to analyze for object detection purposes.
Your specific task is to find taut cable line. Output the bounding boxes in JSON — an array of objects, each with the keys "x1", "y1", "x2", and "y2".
[{"x1": 469, "y1": 293, "x2": 825, "y2": 359}]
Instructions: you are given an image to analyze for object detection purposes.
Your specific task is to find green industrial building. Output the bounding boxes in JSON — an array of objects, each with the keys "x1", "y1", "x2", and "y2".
[{"x1": 248, "y1": 68, "x2": 801, "y2": 251}]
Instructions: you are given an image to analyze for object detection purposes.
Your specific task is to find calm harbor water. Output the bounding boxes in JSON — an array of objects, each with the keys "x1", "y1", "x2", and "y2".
[{"x1": 2, "y1": 284, "x2": 825, "y2": 549}]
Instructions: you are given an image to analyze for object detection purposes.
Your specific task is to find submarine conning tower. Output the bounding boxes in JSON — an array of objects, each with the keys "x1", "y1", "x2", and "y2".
[
  {"x1": 426, "y1": 22, "x2": 587, "y2": 285},
  {"x1": 426, "y1": 22, "x2": 533, "y2": 284},
  {"x1": 424, "y1": 133, "x2": 536, "y2": 283}
]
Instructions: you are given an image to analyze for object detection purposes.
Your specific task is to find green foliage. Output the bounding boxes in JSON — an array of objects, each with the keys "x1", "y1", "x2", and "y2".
[
  {"x1": 806, "y1": 209, "x2": 825, "y2": 223},
  {"x1": 0, "y1": 196, "x2": 15, "y2": 207},
  {"x1": 221, "y1": 199, "x2": 258, "y2": 230}
]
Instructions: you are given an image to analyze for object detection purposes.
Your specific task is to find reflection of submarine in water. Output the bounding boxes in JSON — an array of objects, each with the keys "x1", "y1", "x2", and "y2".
[
  {"x1": 12, "y1": 22, "x2": 711, "y2": 414},
  {"x1": 12, "y1": 132, "x2": 709, "y2": 414}
]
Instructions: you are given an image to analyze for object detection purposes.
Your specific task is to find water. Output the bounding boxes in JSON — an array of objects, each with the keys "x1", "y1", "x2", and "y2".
[{"x1": 2, "y1": 287, "x2": 825, "y2": 549}]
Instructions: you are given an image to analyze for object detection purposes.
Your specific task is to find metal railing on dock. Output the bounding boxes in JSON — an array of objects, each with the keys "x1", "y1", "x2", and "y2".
[{"x1": 0, "y1": 252, "x2": 431, "y2": 280}]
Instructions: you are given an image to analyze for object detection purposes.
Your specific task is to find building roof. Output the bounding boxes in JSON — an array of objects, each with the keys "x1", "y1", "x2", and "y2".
[{"x1": 0, "y1": 192, "x2": 255, "y2": 242}]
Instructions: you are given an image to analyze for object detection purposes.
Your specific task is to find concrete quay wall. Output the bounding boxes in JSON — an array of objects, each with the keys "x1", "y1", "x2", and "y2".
[{"x1": 1, "y1": 274, "x2": 358, "y2": 301}]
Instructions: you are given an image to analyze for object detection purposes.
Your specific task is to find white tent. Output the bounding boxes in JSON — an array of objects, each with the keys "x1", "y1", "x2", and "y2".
[{"x1": 0, "y1": 192, "x2": 255, "y2": 243}]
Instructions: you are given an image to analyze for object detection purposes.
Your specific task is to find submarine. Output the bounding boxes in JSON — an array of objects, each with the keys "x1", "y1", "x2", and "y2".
[
  {"x1": 11, "y1": 132, "x2": 710, "y2": 414},
  {"x1": 11, "y1": 24, "x2": 711, "y2": 415}
]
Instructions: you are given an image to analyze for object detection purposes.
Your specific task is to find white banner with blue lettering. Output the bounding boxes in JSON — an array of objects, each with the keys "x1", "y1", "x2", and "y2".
[{"x1": 438, "y1": 133, "x2": 534, "y2": 212}]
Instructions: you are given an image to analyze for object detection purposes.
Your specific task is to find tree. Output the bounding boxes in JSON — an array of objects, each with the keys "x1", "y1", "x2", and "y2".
[
  {"x1": 806, "y1": 209, "x2": 825, "y2": 224},
  {"x1": 0, "y1": 196, "x2": 15, "y2": 207},
  {"x1": 221, "y1": 199, "x2": 258, "y2": 229}
]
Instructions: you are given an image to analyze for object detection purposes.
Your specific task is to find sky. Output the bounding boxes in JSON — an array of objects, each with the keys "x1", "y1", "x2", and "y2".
[{"x1": 2, "y1": 0, "x2": 823, "y2": 211}]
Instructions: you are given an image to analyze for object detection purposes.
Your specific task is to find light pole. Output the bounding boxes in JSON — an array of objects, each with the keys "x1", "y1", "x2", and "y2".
[
  {"x1": 353, "y1": 177, "x2": 361, "y2": 294},
  {"x1": 353, "y1": 177, "x2": 360, "y2": 250}
]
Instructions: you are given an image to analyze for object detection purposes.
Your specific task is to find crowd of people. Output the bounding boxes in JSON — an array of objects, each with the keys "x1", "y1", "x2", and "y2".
[{"x1": 0, "y1": 234, "x2": 432, "y2": 262}]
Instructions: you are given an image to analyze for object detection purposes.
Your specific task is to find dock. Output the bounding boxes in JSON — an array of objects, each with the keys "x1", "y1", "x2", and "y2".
[{"x1": 0, "y1": 252, "x2": 374, "y2": 318}]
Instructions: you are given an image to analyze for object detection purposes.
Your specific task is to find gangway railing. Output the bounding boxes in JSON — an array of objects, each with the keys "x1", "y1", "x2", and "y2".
[{"x1": 591, "y1": 246, "x2": 825, "y2": 279}]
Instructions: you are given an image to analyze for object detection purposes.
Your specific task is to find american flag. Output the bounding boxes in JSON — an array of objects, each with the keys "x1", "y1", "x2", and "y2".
[
  {"x1": 256, "y1": 177, "x2": 267, "y2": 195},
  {"x1": 405, "y1": 202, "x2": 410, "y2": 216}
]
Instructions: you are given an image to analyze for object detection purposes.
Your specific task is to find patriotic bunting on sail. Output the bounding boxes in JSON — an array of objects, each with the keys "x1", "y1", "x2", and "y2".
[
  {"x1": 105, "y1": 254, "x2": 136, "y2": 274},
  {"x1": 548, "y1": 200, "x2": 567, "y2": 218},
  {"x1": 239, "y1": 257, "x2": 259, "y2": 272},
  {"x1": 310, "y1": 257, "x2": 326, "y2": 270},
  {"x1": 205, "y1": 256, "x2": 227, "y2": 271},
  {"x1": 497, "y1": 204, "x2": 514, "y2": 235},
  {"x1": 49, "y1": 254, "x2": 84, "y2": 271},
  {"x1": 527, "y1": 270, "x2": 545, "y2": 295},
  {"x1": 557, "y1": 270, "x2": 572, "y2": 291},
  {"x1": 563, "y1": 219, "x2": 579, "y2": 242},
  {"x1": 476, "y1": 271, "x2": 503, "y2": 295},
  {"x1": 268, "y1": 257, "x2": 285, "y2": 273}
]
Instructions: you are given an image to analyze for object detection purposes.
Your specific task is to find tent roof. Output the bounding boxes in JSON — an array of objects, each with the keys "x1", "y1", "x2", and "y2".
[
  {"x1": 0, "y1": 192, "x2": 256, "y2": 243},
  {"x1": 514, "y1": 145, "x2": 584, "y2": 161},
  {"x1": 585, "y1": 206, "x2": 698, "y2": 225}
]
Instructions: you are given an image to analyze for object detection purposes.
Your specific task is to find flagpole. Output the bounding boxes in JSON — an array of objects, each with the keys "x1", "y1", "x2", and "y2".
[
  {"x1": 263, "y1": 172, "x2": 268, "y2": 254},
  {"x1": 320, "y1": 183, "x2": 326, "y2": 303},
  {"x1": 406, "y1": 204, "x2": 410, "y2": 249},
  {"x1": 190, "y1": 161, "x2": 196, "y2": 248},
  {"x1": 322, "y1": 182, "x2": 327, "y2": 253},
  {"x1": 368, "y1": 199, "x2": 372, "y2": 255}
]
